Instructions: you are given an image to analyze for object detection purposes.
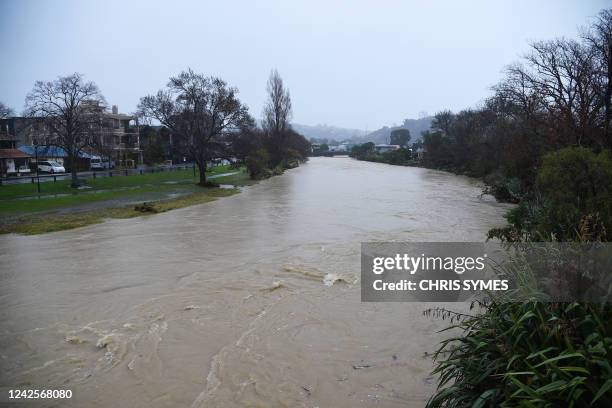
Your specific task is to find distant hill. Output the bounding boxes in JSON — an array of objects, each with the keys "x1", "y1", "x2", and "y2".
[
  {"x1": 353, "y1": 117, "x2": 433, "y2": 144},
  {"x1": 293, "y1": 117, "x2": 433, "y2": 145},
  {"x1": 292, "y1": 123, "x2": 366, "y2": 142}
]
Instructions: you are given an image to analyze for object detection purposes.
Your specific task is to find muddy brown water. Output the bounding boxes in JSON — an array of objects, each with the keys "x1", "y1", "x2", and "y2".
[{"x1": 0, "y1": 157, "x2": 512, "y2": 407}]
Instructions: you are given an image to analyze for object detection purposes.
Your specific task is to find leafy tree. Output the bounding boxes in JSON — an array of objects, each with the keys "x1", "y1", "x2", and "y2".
[
  {"x1": 245, "y1": 148, "x2": 270, "y2": 179},
  {"x1": 139, "y1": 69, "x2": 253, "y2": 186},
  {"x1": 143, "y1": 134, "x2": 165, "y2": 165},
  {"x1": 380, "y1": 148, "x2": 412, "y2": 164},
  {"x1": 349, "y1": 142, "x2": 375, "y2": 158},
  {"x1": 422, "y1": 130, "x2": 454, "y2": 169},
  {"x1": 489, "y1": 147, "x2": 612, "y2": 242},
  {"x1": 390, "y1": 128, "x2": 411, "y2": 146},
  {"x1": 229, "y1": 125, "x2": 265, "y2": 165},
  {"x1": 536, "y1": 147, "x2": 612, "y2": 239},
  {"x1": 284, "y1": 129, "x2": 310, "y2": 161}
]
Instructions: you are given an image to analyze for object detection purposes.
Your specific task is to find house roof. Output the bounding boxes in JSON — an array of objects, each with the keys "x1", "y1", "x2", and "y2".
[
  {"x1": 18, "y1": 145, "x2": 96, "y2": 159},
  {"x1": 0, "y1": 148, "x2": 31, "y2": 159}
]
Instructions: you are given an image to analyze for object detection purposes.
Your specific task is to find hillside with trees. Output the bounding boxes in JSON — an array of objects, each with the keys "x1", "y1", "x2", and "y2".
[
  {"x1": 296, "y1": 117, "x2": 432, "y2": 146},
  {"x1": 353, "y1": 116, "x2": 433, "y2": 144},
  {"x1": 292, "y1": 123, "x2": 364, "y2": 142}
]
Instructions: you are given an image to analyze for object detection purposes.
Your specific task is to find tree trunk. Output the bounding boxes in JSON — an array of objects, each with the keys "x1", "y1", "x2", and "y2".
[
  {"x1": 69, "y1": 155, "x2": 79, "y2": 188},
  {"x1": 605, "y1": 43, "x2": 612, "y2": 148},
  {"x1": 197, "y1": 161, "x2": 207, "y2": 186}
]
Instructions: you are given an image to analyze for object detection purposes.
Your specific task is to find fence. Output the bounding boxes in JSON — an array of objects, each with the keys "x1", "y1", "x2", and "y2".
[{"x1": 0, "y1": 164, "x2": 199, "y2": 186}]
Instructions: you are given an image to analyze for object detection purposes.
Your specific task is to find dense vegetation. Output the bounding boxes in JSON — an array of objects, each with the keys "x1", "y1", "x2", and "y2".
[
  {"x1": 230, "y1": 125, "x2": 310, "y2": 179},
  {"x1": 426, "y1": 301, "x2": 612, "y2": 407},
  {"x1": 13, "y1": 69, "x2": 309, "y2": 187},
  {"x1": 419, "y1": 9, "x2": 612, "y2": 407},
  {"x1": 419, "y1": 10, "x2": 612, "y2": 211},
  {"x1": 349, "y1": 143, "x2": 416, "y2": 165},
  {"x1": 229, "y1": 70, "x2": 310, "y2": 179},
  {"x1": 489, "y1": 148, "x2": 612, "y2": 242},
  {"x1": 138, "y1": 69, "x2": 309, "y2": 186}
]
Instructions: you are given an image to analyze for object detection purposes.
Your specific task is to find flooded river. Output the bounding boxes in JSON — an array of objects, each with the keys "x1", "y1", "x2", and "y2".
[{"x1": 0, "y1": 157, "x2": 512, "y2": 407}]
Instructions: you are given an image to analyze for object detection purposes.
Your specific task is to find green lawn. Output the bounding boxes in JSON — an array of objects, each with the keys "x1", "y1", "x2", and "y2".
[
  {"x1": 0, "y1": 165, "x2": 251, "y2": 216},
  {"x1": 1, "y1": 165, "x2": 236, "y2": 200},
  {"x1": 0, "y1": 165, "x2": 255, "y2": 234}
]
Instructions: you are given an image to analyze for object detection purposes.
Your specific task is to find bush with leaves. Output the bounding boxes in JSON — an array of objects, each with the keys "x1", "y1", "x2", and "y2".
[
  {"x1": 536, "y1": 148, "x2": 612, "y2": 240},
  {"x1": 426, "y1": 301, "x2": 612, "y2": 407},
  {"x1": 489, "y1": 148, "x2": 612, "y2": 242},
  {"x1": 245, "y1": 148, "x2": 271, "y2": 179},
  {"x1": 350, "y1": 142, "x2": 375, "y2": 159}
]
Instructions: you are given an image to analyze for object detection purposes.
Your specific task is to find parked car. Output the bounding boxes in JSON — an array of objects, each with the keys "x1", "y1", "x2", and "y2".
[
  {"x1": 17, "y1": 165, "x2": 31, "y2": 174},
  {"x1": 37, "y1": 160, "x2": 65, "y2": 173},
  {"x1": 90, "y1": 157, "x2": 114, "y2": 170}
]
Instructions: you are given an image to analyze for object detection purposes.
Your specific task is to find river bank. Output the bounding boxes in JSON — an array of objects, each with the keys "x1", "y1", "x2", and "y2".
[{"x1": 350, "y1": 152, "x2": 520, "y2": 204}]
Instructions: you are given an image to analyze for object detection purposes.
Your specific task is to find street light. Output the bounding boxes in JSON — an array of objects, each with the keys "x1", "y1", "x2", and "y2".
[{"x1": 33, "y1": 139, "x2": 40, "y2": 194}]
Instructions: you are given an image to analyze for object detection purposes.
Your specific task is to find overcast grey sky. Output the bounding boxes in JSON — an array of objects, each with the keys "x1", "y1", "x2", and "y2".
[{"x1": 1, "y1": 0, "x2": 610, "y2": 130}]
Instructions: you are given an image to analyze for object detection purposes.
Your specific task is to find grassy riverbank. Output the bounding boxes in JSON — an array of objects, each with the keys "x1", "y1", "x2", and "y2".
[{"x1": 0, "y1": 166, "x2": 254, "y2": 235}]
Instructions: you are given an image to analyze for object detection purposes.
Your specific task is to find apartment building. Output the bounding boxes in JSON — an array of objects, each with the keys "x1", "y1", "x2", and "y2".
[{"x1": 0, "y1": 103, "x2": 142, "y2": 168}]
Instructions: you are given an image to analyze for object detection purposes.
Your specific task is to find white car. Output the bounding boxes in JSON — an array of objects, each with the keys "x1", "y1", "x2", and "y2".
[
  {"x1": 37, "y1": 160, "x2": 65, "y2": 174},
  {"x1": 90, "y1": 157, "x2": 114, "y2": 170}
]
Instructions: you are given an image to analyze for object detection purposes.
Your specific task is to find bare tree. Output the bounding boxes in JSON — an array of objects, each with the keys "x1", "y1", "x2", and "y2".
[
  {"x1": 0, "y1": 101, "x2": 13, "y2": 119},
  {"x1": 584, "y1": 9, "x2": 612, "y2": 147},
  {"x1": 138, "y1": 69, "x2": 252, "y2": 186},
  {"x1": 24, "y1": 73, "x2": 105, "y2": 187},
  {"x1": 262, "y1": 69, "x2": 292, "y2": 165},
  {"x1": 502, "y1": 40, "x2": 603, "y2": 147}
]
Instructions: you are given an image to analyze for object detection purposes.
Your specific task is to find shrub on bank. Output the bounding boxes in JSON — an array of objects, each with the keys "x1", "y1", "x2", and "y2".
[
  {"x1": 245, "y1": 148, "x2": 271, "y2": 179},
  {"x1": 350, "y1": 144, "x2": 417, "y2": 166},
  {"x1": 536, "y1": 148, "x2": 612, "y2": 240},
  {"x1": 489, "y1": 148, "x2": 612, "y2": 242},
  {"x1": 431, "y1": 147, "x2": 612, "y2": 407},
  {"x1": 482, "y1": 172, "x2": 522, "y2": 203},
  {"x1": 426, "y1": 301, "x2": 612, "y2": 407}
]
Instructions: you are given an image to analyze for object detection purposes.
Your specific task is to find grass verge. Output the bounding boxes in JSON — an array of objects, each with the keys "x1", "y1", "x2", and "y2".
[
  {"x1": 0, "y1": 167, "x2": 255, "y2": 235},
  {"x1": 0, "y1": 187, "x2": 240, "y2": 235}
]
